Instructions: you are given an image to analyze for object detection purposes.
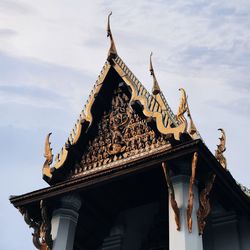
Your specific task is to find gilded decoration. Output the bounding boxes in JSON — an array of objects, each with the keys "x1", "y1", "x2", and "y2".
[
  {"x1": 197, "y1": 173, "x2": 216, "y2": 235},
  {"x1": 149, "y1": 52, "x2": 161, "y2": 95},
  {"x1": 177, "y1": 88, "x2": 200, "y2": 139},
  {"x1": 107, "y1": 12, "x2": 118, "y2": 59},
  {"x1": 186, "y1": 152, "x2": 198, "y2": 233},
  {"x1": 72, "y1": 88, "x2": 172, "y2": 177},
  {"x1": 215, "y1": 128, "x2": 227, "y2": 169},
  {"x1": 112, "y1": 56, "x2": 187, "y2": 140},
  {"x1": 18, "y1": 200, "x2": 53, "y2": 250},
  {"x1": 162, "y1": 162, "x2": 181, "y2": 231},
  {"x1": 42, "y1": 133, "x2": 53, "y2": 179},
  {"x1": 42, "y1": 14, "x2": 192, "y2": 182}
]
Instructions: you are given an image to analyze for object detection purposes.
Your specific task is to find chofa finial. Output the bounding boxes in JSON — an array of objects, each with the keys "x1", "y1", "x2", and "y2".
[
  {"x1": 177, "y1": 88, "x2": 199, "y2": 138},
  {"x1": 150, "y1": 52, "x2": 161, "y2": 95},
  {"x1": 177, "y1": 88, "x2": 188, "y2": 118},
  {"x1": 107, "y1": 12, "x2": 118, "y2": 59},
  {"x1": 215, "y1": 128, "x2": 227, "y2": 169},
  {"x1": 42, "y1": 133, "x2": 53, "y2": 178}
]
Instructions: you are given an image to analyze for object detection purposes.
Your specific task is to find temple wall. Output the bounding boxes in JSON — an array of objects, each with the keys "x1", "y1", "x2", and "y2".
[
  {"x1": 203, "y1": 204, "x2": 250, "y2": 250},
  {"x1": 101, "y1": 195, "x2": 250, "y2": 250},
  {"x1": 100, "y1": 202, "x2": 160, "y2": 250},
  {"x1": 239, "y1": 215, "x2": 250, "y2": 250}
]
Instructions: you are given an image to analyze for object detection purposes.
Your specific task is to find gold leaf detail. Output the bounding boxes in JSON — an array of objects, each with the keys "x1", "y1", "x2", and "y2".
[
  {"x1": 215, "y1": 128, "x2": 227, "y2": 169},
  {"x1": 162, "y1": 162, "x2": 181, "y2": 231}
]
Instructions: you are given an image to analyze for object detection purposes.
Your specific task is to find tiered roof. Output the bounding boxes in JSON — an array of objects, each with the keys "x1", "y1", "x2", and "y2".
[
  {"x1": 42, "y1": 13, "x2": 200, "y2": 184},
  {"x1": 40, "y1": 13, "x2": 248, "y2": 200}
]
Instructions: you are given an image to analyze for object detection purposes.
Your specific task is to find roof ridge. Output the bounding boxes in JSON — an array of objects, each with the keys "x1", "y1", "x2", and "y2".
[{"x1": 113, "y1": 55, "x2": 178, "y2": 124}]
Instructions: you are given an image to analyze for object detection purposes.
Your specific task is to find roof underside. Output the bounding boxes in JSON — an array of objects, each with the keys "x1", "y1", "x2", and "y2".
[{"x1": 10, "y1": 140, "x2": 250, "y2": 214}]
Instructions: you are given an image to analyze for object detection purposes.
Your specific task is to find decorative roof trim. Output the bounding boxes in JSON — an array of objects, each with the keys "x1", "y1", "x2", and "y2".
[
  {"x1": 107, "y1": 12, "x2": 118, "y2": 59},
  {"x1": 42, "y1": 133, "x2": 53, "y2": 179},
  {"x1": 215, "y1": 128, "x2": 227, "y2": 169},
  {"x1": 238, "y1": 183, "x2": 250, "y2": 198},
  {"x1": 112, "y1": 55, "x2": 187, "y2": 140},
  {"x1": 177, "y1": 88, "x2": 200, "y2": 139},
  {"x1": 43, "y1": 55, "x2": 188, "y2": 182},
  {"x1": 150, "y1": 52, "x2": 161, "y2": 95},
  {"x1": 42, "y1": 62, "x2": 111, "y2": 181}
]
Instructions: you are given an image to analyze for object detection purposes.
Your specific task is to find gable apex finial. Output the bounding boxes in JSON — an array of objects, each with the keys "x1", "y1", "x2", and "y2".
[
  {"x1": 150, "y1": 52, "x2": 161, "y2": 95},
  {"x1": 107, "y1": 12, "x2": 118, "y2": 59}
]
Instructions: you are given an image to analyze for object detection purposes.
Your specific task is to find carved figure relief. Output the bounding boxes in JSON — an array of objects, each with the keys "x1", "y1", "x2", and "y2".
[
  {"x1": 162, "y1": 162, "x2": 181, "y2": 231},
  {"x1": 19, "y1": 200, "x2": 53, "y2": 250},
  {"x1": 72, "y1": 88, "x2": 171, "y2": 176},
  {"x1": 186, "y1": 152, "x2": 198, "y2": 233},
  {"x1": 197, "y1": 174, "x2": 216, "y2": 235},
  {"x1": 215, "y1": 128, "x2": 227, "y2": 169}
]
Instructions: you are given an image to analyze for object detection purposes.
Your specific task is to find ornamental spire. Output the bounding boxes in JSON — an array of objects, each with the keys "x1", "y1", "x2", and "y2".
[
  {"x1": 42, "y1": 133, "x2": 53, "y2": 179},
  {"x1": 177, "y1": 88, "x2": 199, "y2": 138},
  {"x1": 150, "y1": 52, "x2": 161, "y2": 95},
  {"x1": 107, "y1": 12, "x2": 118, "y2": 59}
]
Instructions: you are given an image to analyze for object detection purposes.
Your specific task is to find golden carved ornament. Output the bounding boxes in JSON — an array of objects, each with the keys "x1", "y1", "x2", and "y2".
[
  {"x1": 177, "y1": 88, "x2": 188, "y2": 119},
  {"x1": 42, "y1": 133, "x2": 53, "y2": 179},
  {"x1": 186, "y1": 152, "x2": 198, "y2": 233},
  {"x1": 197, "y1": 174, "x2": 216, "y2": 235},
  {"x1": 107, "y1": 12, "x2": 117, "y2": 59},
  {"x1": 73, "y1": 88, "x2": 171, "y2": 176},
  {"x1": 149, "y1": 52, "x2": 161, "y2": 95},
  {"x1": 19, "y1": 200, "x2": 53, "y2": 250},
  {"x1": 215, "y1": 128, "x2": 227, "y2": 169},
  {"x1": 162, "y1": 162, "x2": 181, "y2": 231},
  {"x1": 43, "y1": 15, "x2": 190, "y2": 182},
  {"x1": 113, "y1": 56, "x2": 187, "y2": 140},
  {"x1": 177, "y1": 88, "x2": 199, "y2": 138},
  {"x1": 148, "y1": 53, "x2": 179, "y2": 129}
]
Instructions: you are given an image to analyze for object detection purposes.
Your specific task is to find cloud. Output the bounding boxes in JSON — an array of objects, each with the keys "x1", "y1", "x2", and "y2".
[
  {"x1": 0, "y1": 28, "x2": 17, "y2": 37},
  {"x1": 0, "y1": 0, "x2": 34, "y2": 14},
  {"x1": 0, "y1": 51, "x2": 94, "y2": 111}
]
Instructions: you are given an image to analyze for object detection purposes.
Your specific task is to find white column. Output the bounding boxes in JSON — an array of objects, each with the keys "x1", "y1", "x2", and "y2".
[
  {"x1": 169, "y1": 175, "x2": 203, "y2": 250},
  {"x1": 51, "y1": 193, "x2": 82, "y2": 250}
]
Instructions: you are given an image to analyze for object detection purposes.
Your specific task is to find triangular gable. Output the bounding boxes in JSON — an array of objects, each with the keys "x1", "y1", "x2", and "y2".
[
  {"x1": 70, "y1": 84, "x2": 172, "y2": 178},
  {"x1": 42, "y1": 56, "x2": 188, "y2": 184},
  {"x1": 42, "y1": 12, "x2": 192, "y2": 184}
]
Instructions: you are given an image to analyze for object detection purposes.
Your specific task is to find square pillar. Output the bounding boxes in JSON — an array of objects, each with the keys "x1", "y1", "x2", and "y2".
[
  {"x1": 51, "y1": 194, "x2": 82, "y2": 250},
  {"x1": 169, "y1": 175, "x2": 203, "y2": 250}
]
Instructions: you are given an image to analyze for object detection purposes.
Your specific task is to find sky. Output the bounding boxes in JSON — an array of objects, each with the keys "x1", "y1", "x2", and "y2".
[{"x1": 0, "y1": 1, "x2": 250, "y2": 249}]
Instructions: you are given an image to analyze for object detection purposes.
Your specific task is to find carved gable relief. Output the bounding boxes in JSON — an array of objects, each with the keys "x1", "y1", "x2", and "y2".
[{"x1": 71, "y1": 87, "x2": 171, "y2": 178}]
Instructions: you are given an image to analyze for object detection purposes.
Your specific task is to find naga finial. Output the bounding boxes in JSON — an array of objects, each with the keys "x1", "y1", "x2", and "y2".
[
  {"x1": 215, "y1": 128, "x2": 227, "y2": 169},
  {"x1": 107, "y1": 12, "x2": 118, "y2": 59},
  {"x1": 177, "y1": 88, "x2": 199, "y2": 137},
  {"x1": 150, "y1": 52, "x2": 161, "y2": 95},
  {"x1": 43, "y1": 133, "x2": 53, "y2": 177},
  {"x1": 177, "y1": 88, "x2": 188, "y2": 118}
]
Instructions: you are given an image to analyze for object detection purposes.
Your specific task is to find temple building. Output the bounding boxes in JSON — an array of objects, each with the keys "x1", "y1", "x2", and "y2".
[{"x1": 10, "y1": 13, "x2": 250, "y2": 250}]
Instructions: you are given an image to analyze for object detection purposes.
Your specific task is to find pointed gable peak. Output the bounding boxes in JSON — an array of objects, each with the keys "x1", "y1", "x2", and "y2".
[
  {"x1": 149, "y1": 52, "x2": 161, "y2": 95},
  {"x1": 42, "y1": 17, "x2": 189, "y2": 184},
  {"x1": 107, "y1": 12, "x2": 118, "y2": 60}
]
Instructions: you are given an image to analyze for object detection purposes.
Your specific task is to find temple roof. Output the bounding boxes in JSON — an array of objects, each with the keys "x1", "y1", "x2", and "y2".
[
  {"x1": 9, "y1": 15, "x2": 250, "y2": 247},
  {"x1": 10, "y1": 139, "x2": 250, "y2": 212},
  {"x1": 40, "y1": 13, "x2": 242, "y2": 194},
  {"x1": 42, "y1": 14, "x2": 201, "y2": 184}
]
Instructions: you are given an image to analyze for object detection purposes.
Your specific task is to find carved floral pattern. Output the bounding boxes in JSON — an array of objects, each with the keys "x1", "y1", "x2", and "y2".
[
  {"x1": 197, "y1": 174, "x2": 216, "y2": 235},
  {"x1": 19, "y1": 200, "x2": 53, "y2": 250},
  {"x1": 72, "y1": 88, "x2": 171, "y2": 176}
]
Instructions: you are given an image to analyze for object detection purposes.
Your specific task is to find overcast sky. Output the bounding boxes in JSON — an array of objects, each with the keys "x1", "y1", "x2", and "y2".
[{"x1": 1, "y1": 1, "x2": 250, "y2": 249}]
